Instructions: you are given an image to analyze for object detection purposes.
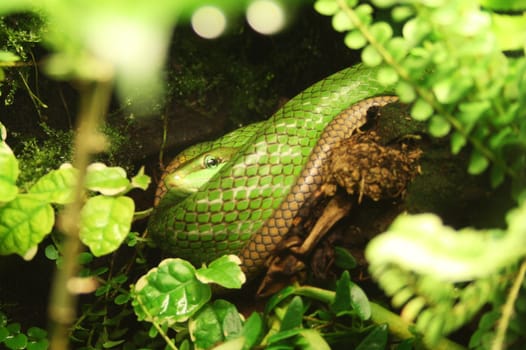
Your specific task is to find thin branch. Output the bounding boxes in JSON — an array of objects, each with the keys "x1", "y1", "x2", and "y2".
[
  {"x1": 48, "y1": 79, "x2": 112, "y2": 350},
  {"x1": 492, "y1": 260, "x2": 526, "y2": 350}
]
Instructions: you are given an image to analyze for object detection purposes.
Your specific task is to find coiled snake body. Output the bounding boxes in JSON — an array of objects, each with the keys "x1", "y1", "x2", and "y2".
[{"x1": 148, "y1": 64, "x2": 397, "y2": 277}]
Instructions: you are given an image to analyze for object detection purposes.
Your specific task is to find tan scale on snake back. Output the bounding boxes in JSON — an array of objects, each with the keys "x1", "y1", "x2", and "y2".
[{"x1": 148, "y1": 64, "x2": 398, "y2": 278}]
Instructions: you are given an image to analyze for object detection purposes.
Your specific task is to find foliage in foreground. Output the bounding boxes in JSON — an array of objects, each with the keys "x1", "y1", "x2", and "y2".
[
  {"x1": 313, "y1": 0, "x2": 526, "y2": 349},
  {"x1": 0, "y1": 0, "x2": 525, "y2": 349}
]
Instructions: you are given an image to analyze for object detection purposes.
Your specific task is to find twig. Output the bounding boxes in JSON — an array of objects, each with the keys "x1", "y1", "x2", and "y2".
[{"x1": 492, "y1": 260, "x2": 526, "y2": 350}]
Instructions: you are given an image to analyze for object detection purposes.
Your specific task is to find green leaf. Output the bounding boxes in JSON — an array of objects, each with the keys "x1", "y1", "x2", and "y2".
[
  {"x1": 77, "y1": 252, "x2": 94, "y2": 264},
  {"x1": 264, "y1": 286, "x2": 296, "y2": 315},
  {"x1": 0, "y1": 195, "x2": 54, "y2": 258},
  {"x1": 131, "y1": 166, "x2": 151, "y2": 190},
  {"x1": 450, "y1": 131, "x2": 467, "y2": 155},
  {"x1": 294, "y1": 329, "x2": 331, "y2": 350},
  {"x1": 391, "y1": 5, "x2": 414, "y2": 22},
  {"x1": 114, "y1": 293, "x2": 130, "y2": 305},
  {"x1": 79, "y1": 195, "x2": 134, "y2": 256},
  {"x1": 355, "y1": 3, "x2": 373, "y2": 23},
  {"x1": 333, "y1": 246, "x2": 357, "y2": 269},
  {"x1": 362, "y1": 44, "x2": 383, "y2": 66},
  {"x1": 402, "y1": 18, "x2": 431, "y2": 46},
  {"x1": 490, "y1": 164, "x2": 505, "y2": 188},
  {"x1": 395, "y1": 80, "x2": 416, "y2": 103},
  {"x1": 6, "y1": 323, "x2": 20, "y2": 333},
  {"x1": 213, "y1": 299, "x2": 243, "y2": 339},
  {"x1": 280, "y1": 296, "x2": 304, "y2": 331},
  {"x1": 27, "y1": 339, "x2": 49, "y2": 350},
  {"x1": 85, "y1": 163, "x2": 130, "y2": 195},
  {"x1": 132, "y1": 258, "x2": 211, "y2": 326},
  {"x1": 458, "y1": 101, "x2": 490, "y2": 131},
  {"x1": 377, "y1": 66, "x2": 398, "y2": 86},
  {"x1": 196, "y1": 255, "x2": 246, "y2": 289},
  {"x1": 353, "y1": 282, "x2": 373, "y2": 318},
  {"x1": 344, "y1": 30, "x2": 367, "y2": 49},
  {"x1": 212, "y1": 337, "x2": 245, "y2": 350},
  {"x1": 433, "y1": 76, "x2": 473, "y2": 104},
  {"x1": 332, "y1": 10, "x2": 354, "y2": 32},
  {"x1": 44, "y1": 244, "x2": 59, "y2": 260},
  {"x1": 0, "y1": 140, "x2": 19, "y2": 203},
  {"x1": 332, "y1": 271, "x2": 371, "y2": 320},
  {"x1": 385, "y1": 37, "x2": 408, "y2": 61},
  {"x1": 331, "y1": 271, "x2": 352, "y2": 314},
  {"x1": 369, "y1": 22, "x2": 393, "y2": 44},
  {"x1": 313, "y1": 0, "x2": 339, "y2": 16},
  {"x1": 356, "y1": 324, "x2": 388, "y2": 350},
  {"x1": 0, "y1": 51, "x2": 20, "y2": 62},
  {"x1": 5, "y1": 333, "x2": 28, "y2": 349},
  {"x1": 190, "y1": 299, "x2": 243, "y2": 350},
  {"x1": 410, "y1": 98, "x2": 433, "y2": 121},
  {"x1": 28, "y1": 165, "x2": 77, "y2": 204},
  {"x1": 102, "y1": 339, "x2": 125, "y2": 348},
  {"x1": 428, "y1": 115, "x2": 451, "y2": 137},
  {"x1": 0, "y1": 327, "x2": 8, "y2": 342},
  {"x1": 267, "y1": 328, "x2": 304, "y2": 345},
  {"x1": 468, "y1": 150, "x2": 489, "y2": 175},
  {"x1": 189, "y1": 305, "x2": 224, "y2": 350},
  {"x1": 240, "y1": 312, "x2": 263, "y2": 350}
]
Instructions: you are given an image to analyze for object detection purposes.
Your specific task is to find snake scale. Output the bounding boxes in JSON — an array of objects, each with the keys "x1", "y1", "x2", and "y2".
[{"x1": 148, "y1": 64, "x2": 397, "y2": 278}]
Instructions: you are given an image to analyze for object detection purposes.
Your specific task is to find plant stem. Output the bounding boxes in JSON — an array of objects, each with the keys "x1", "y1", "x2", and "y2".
[
  {"x1": 492, "y1": 259, "x2": 526, "y2": 350},
  {"x1": 48, "y1": 80, "x2": 112, "y2": 350}
]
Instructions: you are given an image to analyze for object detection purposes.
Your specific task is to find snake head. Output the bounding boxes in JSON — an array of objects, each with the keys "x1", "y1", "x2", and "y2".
[{"x1": 163, "y1": 146, "x2": 239, "y2": 198}]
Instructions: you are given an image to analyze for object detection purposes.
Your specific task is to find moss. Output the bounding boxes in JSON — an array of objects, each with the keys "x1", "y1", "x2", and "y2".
[
  {"x1": 14, "y1": 122, "x2": 137, "y2": 190},
  {"x1": 0, "y1": 13, "x2": 44, "y2": 106}
]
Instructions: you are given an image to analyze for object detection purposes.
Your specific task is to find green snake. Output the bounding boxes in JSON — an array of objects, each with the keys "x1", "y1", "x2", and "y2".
[{"x1": 148, "y1": 64, "x2": 397, "y2": 277}]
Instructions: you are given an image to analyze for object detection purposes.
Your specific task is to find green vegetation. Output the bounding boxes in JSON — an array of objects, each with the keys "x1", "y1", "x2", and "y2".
[{"x1": 0, "y1": 0, "x2": 525, "y2": 349}]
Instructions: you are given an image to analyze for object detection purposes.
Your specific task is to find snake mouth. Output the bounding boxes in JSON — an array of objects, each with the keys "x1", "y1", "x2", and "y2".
[
  {"x1": 165, "y1": 165, "x2": 227, "y2": 196},
  {"x1": 166, "y1": 174, "x2": 197, "y2": 194}
]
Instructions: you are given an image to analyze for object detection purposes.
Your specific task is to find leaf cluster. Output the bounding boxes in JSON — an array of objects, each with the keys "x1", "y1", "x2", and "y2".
[
  {"x1": 131, "y1": 261, "x2": 410, "y2": 350},
  {"x1": 0, "y1": 122, "x2": 150, "y2": 258},
  {"x1": 0, "y1": 312, "x2": 48, "y2": 350},
  {"x1": 314, "y1": 0, "x2": 526, "y2": 348},
  {"x1": 315, "y1": 0, "x2": 526, "y2": 195}
]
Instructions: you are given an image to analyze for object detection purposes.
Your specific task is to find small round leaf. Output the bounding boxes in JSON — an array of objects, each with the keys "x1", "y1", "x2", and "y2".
[
  {"x1": 428, "y1": 115, "x2": 451, "y2": 137},
  {"x1": 369, "y1": 21, "x2": 393, "y2": 44},
  {"x1": 411, "y1": 98, "x2": 433, "y2": 121},
  {"x1": 344, "y1": 30, "x2": 367, "y2": 49},
  {"x1": 332, "y1": 10, "x2": 354, "y2": 32},
  {"x1": 314, "y1": 0, "x2": 339, "y2": 16},
  {"x1": 377, "y1": 66, "x2": 398, "y2": 86},
  {"x1": 395, "y1": 80, "x2": 416, "y2": 103},
  {"x1": 361, "y1": 44, "x2": 383, "y2": 66},
  {"x1": 468, "y1": 150, "x2": 489, "y2": 175}
]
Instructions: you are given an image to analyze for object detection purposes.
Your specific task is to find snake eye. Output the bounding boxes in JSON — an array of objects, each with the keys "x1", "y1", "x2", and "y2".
[{"x1": 204, "y1": 155, "x2": 220, "y2": 168}]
